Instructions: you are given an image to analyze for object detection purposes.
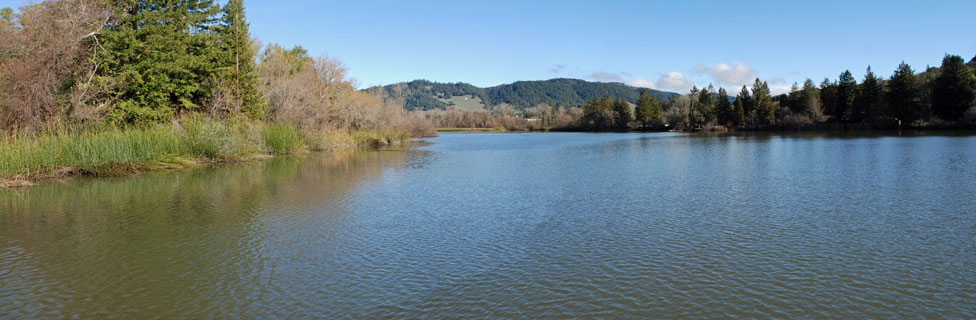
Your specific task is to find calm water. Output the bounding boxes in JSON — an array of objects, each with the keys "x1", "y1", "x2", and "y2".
[{"x1": 2, "y1": 132, "x2": 975, "y2": 318}]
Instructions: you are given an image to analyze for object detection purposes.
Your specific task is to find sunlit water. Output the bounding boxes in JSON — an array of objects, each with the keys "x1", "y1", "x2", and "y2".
[{"x1": 2, "y1": 132, "x2": 975, "y2": 318}]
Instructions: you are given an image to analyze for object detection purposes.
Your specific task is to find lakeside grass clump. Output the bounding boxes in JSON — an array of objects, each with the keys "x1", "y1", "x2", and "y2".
[
  {"x1": 261, "y1": 123, "x2": 305, "y2": 154},
  {"x1": 0, "y1": 116, "x2": 412, "y2": 185}
]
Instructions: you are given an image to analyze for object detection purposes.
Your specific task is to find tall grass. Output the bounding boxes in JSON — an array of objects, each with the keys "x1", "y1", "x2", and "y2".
[
  {"x1": 261, "y1": 123, "x2": 305, "y2": 154},
  {"x1": 0, "y1": 116, "x2": 413, "y2": 182}
]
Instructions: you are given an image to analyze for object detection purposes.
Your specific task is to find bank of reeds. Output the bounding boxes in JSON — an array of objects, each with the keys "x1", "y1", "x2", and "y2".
[{"x1": 0, "y1": 116, "x2": 412, "y2": 187}]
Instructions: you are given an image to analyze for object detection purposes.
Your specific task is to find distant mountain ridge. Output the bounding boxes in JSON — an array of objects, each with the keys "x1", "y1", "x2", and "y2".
[{"x1": 370, "y1": 78, "x2": 678, "y2": 111}]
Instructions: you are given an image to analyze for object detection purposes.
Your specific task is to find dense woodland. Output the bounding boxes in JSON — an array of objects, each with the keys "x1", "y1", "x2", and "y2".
[{"x1": 376, "y1": 78, "x2": 676, "y2": 111}]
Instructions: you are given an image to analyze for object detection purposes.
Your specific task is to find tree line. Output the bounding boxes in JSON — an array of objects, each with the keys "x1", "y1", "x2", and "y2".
[{"x1": 575, "y1": 54, "x2": 976, "y2": 131}]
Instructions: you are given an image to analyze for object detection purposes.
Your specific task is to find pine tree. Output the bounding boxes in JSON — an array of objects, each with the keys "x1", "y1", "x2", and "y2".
[
  {"x1": 698, "y1": 84, "x2": 716, "y2": 124},
  {"x1": 855, "y1": 67, "x2": 881, "y2": 123},
  {"x1": 932, "y1": 54, "x2": 976, "y2": 121},
  {"x1": 716, "y1": 88, "x2": 731, "y2": 126},
  {"x1": 217, "y1": 0, "x2": 266, "y2": 118},
  {"x1": 634, "y1": 89, "x2": 660, "y2": 129},
  {"x1": 734, "y1": 85, "x2": 750, "y2": 126},
  {"x1": 98, "y1": 0, "x2": 222, "y2": 124},
  {"x1": 820, "y1": 78, "x2": 838, "y2": 122},
  {"x1": 837, "y1": 70, "x2": 858, "y2": 122},
  {"x1": 800, "y1": 79, "x2": 822, "y2": 121},
  {"x1": 752, "y1": 78, "x2": 774, "y2": 126},
  {"x1": 887, "y1": 62, "x2": 926, "y2": 125},
  {"x1": 612, "y1": 98, "x2": 631, "y2": 129}
]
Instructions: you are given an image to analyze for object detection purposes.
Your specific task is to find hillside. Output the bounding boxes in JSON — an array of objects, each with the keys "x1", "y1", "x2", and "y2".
[{"x1": 372, "y1": 78, "x2": 678, "y2": 111}]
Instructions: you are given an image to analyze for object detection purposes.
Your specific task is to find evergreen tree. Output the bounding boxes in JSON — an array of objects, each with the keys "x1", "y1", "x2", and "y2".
[
  {"x1": 887, "y1": 62, "x2": 926, "y2": 125},
  {"x1": 932, "y1": 54, "x2": 976, "y2": 121},
  {"x1": 583, "y1": 96, "x2": 613, "y2": 129},
  {"x1": 798, "y1": 79, "x2": 822, "y2": 120},
  {"x1": 752, "y1": 78, "x2": 774, "y2": 125},
  {"x1": 217, "y1": 0, "x2": 266, "y2": 118},
  {"x1": 612, "y1": 98, "x2": 631, "y2": 129},
  {"x1": 855, "y1": 67, "x2": 881, "y2": 123},
  {"x1": 634, "y1": 89, "x2": 660, "y2": 129},
  {"x1": 734, "y1": 85, "x2": 750, "y2": 126},
  {"x1": 716, "y1": 87, "x2": 731, "y2": 125},
  {"x1": 820, "y1": 78, "x2": 838, "y2": 121},
  {"x1": 698, "y1": 84, "x2": 716, "y2": 124},
  {"x1": 98, "y1": 0, "x2": 222, "y2": 124},
  {"x1": 688, "y1": 86, "x2": 699, "y2": 128},
  {"x1": 836, "y1": 70, "x2": 858, "y2": 122}
]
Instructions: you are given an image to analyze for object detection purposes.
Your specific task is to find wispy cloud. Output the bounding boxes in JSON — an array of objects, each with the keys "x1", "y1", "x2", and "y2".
[
  {"x1": 590, "y1": 71, "x2": 625, "y2": 83},
  {"x1": 549, "y1": 64, "x2": 567, "y2": 74}
]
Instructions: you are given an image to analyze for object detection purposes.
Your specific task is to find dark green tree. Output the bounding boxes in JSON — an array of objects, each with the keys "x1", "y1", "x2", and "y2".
[
  {"x1": 820, "y1": 78, "x2": 838, "y2": 122},
  {"x1": 797, "y1": 79, "x2": 821, "y2": 120},
  {"x1": 612, "y1": 98, "x2": 631, "y2": 129},
  {"x1": 836, "y1": 70, "x2": 858, "y2": 122},
  {"x1": 583, "y1": 96, "x2": 613, "y2": 129},
  {"x1": 217, "y1": 0, "x2": 266, "y2": 118},
  {"x1": 733, "y1": 85, "x2": 750, "y2": 126},
  {"x1": 932, "y1": 54, "x2": 976, "y2": 121},
  {"x1": 98, "y1": 0, "x2": 222, "y2": 124},
  {"x1": 855, "y1": 67, "x2": 882, "y2": 123},
  {"x1": 752, "y1": 78, "x2": 774, "y2": 125},
  {"x1": 716, "y1": 87, "x2": 732, "y2": 125},
  {"x1": 634, "y1": 89, "x2": 661, "y2": 129},
  {"x1": 697, "y1": 84, "x2": 716, "y2": 124},
  {"x1": 887, "y1": 62, "x2": 926, "y2": 125}
]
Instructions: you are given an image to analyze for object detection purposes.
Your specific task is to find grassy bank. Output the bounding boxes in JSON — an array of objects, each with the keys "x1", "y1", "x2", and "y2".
[{"x1": 0, "y1": 117, "x2": 412, "y2": 187}]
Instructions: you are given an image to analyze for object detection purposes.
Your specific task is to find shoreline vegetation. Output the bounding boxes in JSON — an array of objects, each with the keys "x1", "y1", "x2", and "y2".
[{"x1": 0, "y1": 0, "x2": 435, "y2": 188}]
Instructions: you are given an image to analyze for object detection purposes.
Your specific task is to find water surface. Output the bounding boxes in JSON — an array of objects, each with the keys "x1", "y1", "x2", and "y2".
[{"x1": 2, "y1": 132, "x2": 975, "y2": 318}]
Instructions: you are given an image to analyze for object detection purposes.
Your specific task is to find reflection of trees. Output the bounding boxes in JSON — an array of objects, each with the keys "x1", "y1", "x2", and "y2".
[{"x1": 0, "y1": 150, "x2": 409, "y2": 317}]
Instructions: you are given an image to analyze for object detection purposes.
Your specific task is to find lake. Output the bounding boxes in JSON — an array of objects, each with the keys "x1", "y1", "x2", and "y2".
[{"x1": 1, "y1": 132, "x2": 975, "y2": 318}]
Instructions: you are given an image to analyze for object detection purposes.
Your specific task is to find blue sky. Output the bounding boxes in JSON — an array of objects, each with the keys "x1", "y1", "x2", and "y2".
[{"x1": 3, "y1": 0, "x2": 975, "y2": 94}]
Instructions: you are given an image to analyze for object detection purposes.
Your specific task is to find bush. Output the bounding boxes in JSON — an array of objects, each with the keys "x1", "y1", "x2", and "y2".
[{"x1": 261, "y1": 123, "x2": 304, "y2": 154}]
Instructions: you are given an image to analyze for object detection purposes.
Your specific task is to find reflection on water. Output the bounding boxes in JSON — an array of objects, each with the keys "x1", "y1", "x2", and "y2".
[
  {"x1": 0, "y1": 151, "x2": 413, "y2": 318},
  {"x1": 1, "y1": 132, "x2": 975, "y2": 318}
]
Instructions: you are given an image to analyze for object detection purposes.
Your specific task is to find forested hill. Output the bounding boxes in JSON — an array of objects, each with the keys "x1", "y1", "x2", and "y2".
[{"x1": 371, "y1": 78, "x2": 678, "y2": 111}]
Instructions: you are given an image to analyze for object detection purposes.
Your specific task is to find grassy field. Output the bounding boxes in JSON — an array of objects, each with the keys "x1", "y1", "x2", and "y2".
[
  {"x1": 0, "y1": 117, "x2": 411, "y2": 187},
  {"x1": 444, "y1": 95, "x2": 486, "y2": 111}
]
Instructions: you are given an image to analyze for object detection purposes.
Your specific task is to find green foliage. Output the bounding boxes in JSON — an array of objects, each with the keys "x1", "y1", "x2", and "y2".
[
  {"x1": 634, "y1": 89, "x2": 661, "y2": 129},
  {"x1": 0, "y1": 117, "x2": 266, "y2": 179},
  {"x1": 261, "y1": 123, "x2": 304, "y2": 154},
  {"x1": 379, "y1": 78, "x2": 677, "y2": 111},
  {"x1": 611, "y1": 98, "x2": 631, "y2": 129},
  {"x1": 582, "y1": 96, "x2": 614, "y2": 130},
  {"x1": 836, "y1": 70, "x2": 858, "y2": 122},
  {"x1": 855, "y1": 67, "x2": 882, "y2": 122},
  {"x1": 216, "y1": 0, "x2": 266, "y2": 118},
  {"x1": 697, "y1": 84, "x2": 716, "y2": 125},
  {"x1": 715, "y1": 88, "x2": 732, "y2": 125},
  {"x1": 932, "y1": 54, "x2": 976, "y2": 121},
  {"x1": 97, "y1": 0, "x2": 223, "y2": 125},
  {"x1": 752, "y1": 79, "x2": 774, "y2": 125},
  {"x1": 887, "y1": 62, "x2": 926, "y2": 124}
]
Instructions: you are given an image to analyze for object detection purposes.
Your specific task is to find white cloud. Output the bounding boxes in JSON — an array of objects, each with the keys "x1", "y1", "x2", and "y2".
[
  {"x1": 590, "y1": 72, "x2": 624, "y2": 83},
  {"x1": 549, "y1": 64, "x2": 566, "y2": 74},
  {"x1": 655, "y1": 72, "x2": 694, "y2": 92},
  {"x1": 703, "y1": 61, "x2": 755, "y2": 86},
  {"x1": 627, "y1": 76, "x2": 655, "y2": 89},
  {"x1": 768, "y1": 76, "x2": 787, "y2": 84}
]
